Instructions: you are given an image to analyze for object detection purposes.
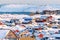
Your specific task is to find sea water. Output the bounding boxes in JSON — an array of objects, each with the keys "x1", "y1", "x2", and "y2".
[{"x1": 0, "y1": 12, "x2": 31, "y2": 15}]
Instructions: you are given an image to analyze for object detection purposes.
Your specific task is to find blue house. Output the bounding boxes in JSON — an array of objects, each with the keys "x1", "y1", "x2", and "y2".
[
  {"x1": 22, "y1": 17, "x2": 32, "y2": 24},
  {"x1": 23, "y1": 17, "x2": 32, "y2": 21}
]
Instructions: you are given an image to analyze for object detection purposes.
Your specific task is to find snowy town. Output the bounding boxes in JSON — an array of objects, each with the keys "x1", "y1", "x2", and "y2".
[{"x1": 0, "y1": 8, "x2": 60, "y2": 40}]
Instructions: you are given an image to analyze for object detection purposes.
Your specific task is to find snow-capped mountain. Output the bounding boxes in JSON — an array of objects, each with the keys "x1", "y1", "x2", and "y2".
[
  {"x1": 0, "y1": 4, "x2": 60, "y2": 12},
  {"x1": 0, "y1": 4, "x2": 39, "y2": 12}
]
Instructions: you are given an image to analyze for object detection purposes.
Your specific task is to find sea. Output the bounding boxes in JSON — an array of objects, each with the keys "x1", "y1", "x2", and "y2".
[{"x1": 0, "y1": 12, "x2": 32, "y2": 15}]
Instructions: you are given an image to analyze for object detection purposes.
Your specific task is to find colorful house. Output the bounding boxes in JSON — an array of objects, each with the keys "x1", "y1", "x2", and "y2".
[{"x1": 19, "y1": 30, "x2": 35, "y2": 40}]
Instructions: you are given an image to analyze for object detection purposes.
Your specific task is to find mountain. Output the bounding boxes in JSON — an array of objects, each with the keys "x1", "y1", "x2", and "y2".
[
  {"x1": 0, "y1": 4, "x2": 60, "y2": 12},
  {"x1": 0, "y1": 4, "x2": 39, "y2": 12}
]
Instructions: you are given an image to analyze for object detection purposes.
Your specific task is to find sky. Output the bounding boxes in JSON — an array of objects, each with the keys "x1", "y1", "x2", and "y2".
[{"x1": 0, "y1": 0, "x2": 60, "y2": 6}]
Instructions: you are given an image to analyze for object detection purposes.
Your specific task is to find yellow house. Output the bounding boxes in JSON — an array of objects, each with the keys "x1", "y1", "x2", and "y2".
[
  {"x1": 19, "y1": 31, "x2": 35, "y2": 40},
  {"x1": 19, "y1": 36, "x2": 35, "y2": 40}
]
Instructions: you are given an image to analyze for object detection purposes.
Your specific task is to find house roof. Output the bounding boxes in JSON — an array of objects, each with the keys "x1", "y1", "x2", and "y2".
[
  {"x1": 40, "y1": 16, "x2": 48, "y2": 19},
  {"x1": 52, "y1": 34, "x2": 60, "y2": 37},
  {"x1": 24, "y1": 17, "x2": 32, "y2": 21}
]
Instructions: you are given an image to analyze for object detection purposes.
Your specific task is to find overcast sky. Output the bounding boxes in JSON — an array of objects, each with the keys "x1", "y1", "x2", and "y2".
[{"x1": 0, "y1": 0, "x2": 60, "y2": 6}]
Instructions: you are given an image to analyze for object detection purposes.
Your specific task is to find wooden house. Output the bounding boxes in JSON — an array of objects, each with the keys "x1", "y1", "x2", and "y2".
[
  {"x1": 43, "y1": 10, "x2": 50, "y2": 15},
  {"x1": 19, "y1": 36, "x2": 35, "y2": 40},
  {"x1": 43, "y1": 10, "x2": 57, "y2": 15},
  {"x1": 19, "y1": 30, "x2": 35, "y2": 40},
  {"x1": 0, "y1": 30, "x2": 18, "y2": 40},
  {"x1": 56, "y1": 10, "x2": 60, "y2": 15}
]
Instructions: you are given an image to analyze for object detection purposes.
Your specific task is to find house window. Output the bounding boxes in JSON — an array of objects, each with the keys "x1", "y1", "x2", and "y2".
[{"x1": 8, "y1": 34, "x2": 12, "y2": 38}]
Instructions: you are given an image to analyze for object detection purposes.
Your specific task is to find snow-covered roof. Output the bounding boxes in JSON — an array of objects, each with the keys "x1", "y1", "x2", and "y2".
[
  {"x1": 12, "y1": 25, "x2": 26, "y2": 31},
  {"x1": 0, "y1": 30, "x2": 10, "y2": 38},
  {"x1": 52, "y1": 34, "x2": 60, "y2": 37}
]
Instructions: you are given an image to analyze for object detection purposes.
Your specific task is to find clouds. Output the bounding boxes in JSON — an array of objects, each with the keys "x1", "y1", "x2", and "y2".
[{"x1": 0, "y1": 0, "x2": 60, "y2": 6}]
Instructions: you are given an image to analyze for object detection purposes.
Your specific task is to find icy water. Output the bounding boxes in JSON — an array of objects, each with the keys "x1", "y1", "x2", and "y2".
[{"x1": 0, "y1": 12, "x2": 31, "y2": 15}]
